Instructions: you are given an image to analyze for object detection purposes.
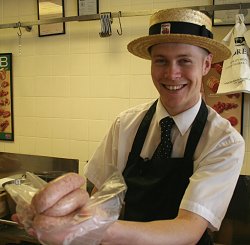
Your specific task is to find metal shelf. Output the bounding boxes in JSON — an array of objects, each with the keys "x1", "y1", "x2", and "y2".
[{"x1": 0, "y1": 3, "x2": 249, "y2": 32}]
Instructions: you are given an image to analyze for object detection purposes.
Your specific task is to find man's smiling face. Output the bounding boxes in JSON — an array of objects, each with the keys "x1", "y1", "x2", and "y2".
[{"x1": 150, "y1": 43, "x2": 212, "y2": 115}]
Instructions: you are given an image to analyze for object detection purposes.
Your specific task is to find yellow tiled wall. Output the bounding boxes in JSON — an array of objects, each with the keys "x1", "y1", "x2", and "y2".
[{"x1": 0, "y1": 0, "x2": 249, "y2": 175}]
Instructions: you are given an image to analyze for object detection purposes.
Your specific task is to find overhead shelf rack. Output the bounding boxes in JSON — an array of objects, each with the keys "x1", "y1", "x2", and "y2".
[{"x1": 0, "y1": 3, "x2": 249, "y2": 32}]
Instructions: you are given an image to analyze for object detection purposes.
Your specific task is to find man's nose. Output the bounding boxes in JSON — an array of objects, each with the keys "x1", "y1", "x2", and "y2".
[{"x1": 164, "y1": 64, "x2": 181, "y2": 80}]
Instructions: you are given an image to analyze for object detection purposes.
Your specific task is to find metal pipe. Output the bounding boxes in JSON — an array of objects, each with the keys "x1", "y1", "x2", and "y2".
[{"x1": 0, "y1": 3, "x2": 249, "y2": 31}]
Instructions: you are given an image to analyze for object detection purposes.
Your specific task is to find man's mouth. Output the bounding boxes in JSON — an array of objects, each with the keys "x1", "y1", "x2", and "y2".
[{"x1": 162, "y1": 84, "x2": 186, "y2": 91}]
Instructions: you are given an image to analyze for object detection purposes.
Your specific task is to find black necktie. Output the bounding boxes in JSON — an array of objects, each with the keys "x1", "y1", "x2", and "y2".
[{"x1": 152, "y1": 116, "x2": 175, "y2": 160}]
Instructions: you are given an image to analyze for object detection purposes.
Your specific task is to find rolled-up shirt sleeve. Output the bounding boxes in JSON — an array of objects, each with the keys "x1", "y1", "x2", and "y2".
[{"x1": 180, "y1": 131, "x2": 245, "y2": 231}]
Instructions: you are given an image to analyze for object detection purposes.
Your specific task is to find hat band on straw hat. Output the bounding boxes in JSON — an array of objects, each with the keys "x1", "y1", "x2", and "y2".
[
  {"x1": 127, "y1": 8, "x2": 232, "y2": 63},
  {"x1": 149, "y1": 22, "x2": 213, "y2": 39}
]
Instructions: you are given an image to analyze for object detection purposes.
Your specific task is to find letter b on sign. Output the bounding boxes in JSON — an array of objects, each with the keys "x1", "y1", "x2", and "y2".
[{"x1": 0, "y1": 56, "x2": 8, "y2": 68}]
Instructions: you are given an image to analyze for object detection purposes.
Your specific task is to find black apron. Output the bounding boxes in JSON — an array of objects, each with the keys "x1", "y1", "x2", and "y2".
[{"x1": 122, "y1": 99, "x2": 213, "y2": 244}]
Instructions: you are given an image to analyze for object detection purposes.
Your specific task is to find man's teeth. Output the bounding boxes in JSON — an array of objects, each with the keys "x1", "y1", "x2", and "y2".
[{"x1": 164, "y1": 84, "x2": 184, "y2": 90}]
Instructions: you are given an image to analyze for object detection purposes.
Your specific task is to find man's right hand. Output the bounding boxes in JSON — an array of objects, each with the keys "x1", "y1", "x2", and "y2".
[{"x1": 13, "y1": 172, "x2": 91, "y2": 243}]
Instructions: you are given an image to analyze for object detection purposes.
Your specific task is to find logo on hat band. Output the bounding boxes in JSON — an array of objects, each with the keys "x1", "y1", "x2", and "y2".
[
  {"x1": 160, "y1": 23, "x2": 171, "y2": 34},
  {"x1": 149, "y1": 21, "x2": 213, "y2": 39}
]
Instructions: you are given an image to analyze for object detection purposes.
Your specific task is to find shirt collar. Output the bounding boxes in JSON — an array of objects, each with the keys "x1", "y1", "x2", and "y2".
[{"x1": 156, "y1": 97, "x2": 202, "y2": 136}]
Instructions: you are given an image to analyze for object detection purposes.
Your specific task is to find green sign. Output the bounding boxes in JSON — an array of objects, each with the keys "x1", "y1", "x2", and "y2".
[{"x1": 0, "y1": 53, "x2": 14, "y2": 141}]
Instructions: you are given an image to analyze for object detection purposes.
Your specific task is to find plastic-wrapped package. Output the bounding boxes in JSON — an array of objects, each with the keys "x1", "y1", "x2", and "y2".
[
  {"x1": 217, "y1": 14, "x2": 250, "y2": 94},
  {"x1": 4, "y1": 165, "x2": 127, "y2": 245}
]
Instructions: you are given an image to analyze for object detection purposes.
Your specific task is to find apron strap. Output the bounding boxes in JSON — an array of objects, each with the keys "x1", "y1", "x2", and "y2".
[
  {"x1": 128, "y1": 100, "x2": 158, "y2": 162},
  {"x1": 184, "y1": 100, "x2": 208, "y2": 159}
]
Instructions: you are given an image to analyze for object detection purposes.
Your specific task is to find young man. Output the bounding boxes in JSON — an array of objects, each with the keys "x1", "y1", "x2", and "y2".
[
  {"x1": 85, "y1": 8, "x2": 244, "y2": 244},
  {"x1": 16, "y1": 8, "x2": 245, "y2": 245}
]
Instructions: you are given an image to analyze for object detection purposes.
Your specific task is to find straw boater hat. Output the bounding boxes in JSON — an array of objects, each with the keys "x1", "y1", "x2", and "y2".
[{"x1": 127, "y1": 8, "x2": 231, "y2": 64}]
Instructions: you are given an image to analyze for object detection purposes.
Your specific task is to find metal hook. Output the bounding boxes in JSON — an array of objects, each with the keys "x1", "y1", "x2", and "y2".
[
  {"x1": 117, "y1": 11, "x2": 122, "y2": 36},
  {"x1": 17, "y1": 21, "x2": 22, "y2": 37},
  {"x1": 25, "y1": 26, "x2": 32, "y2": 32}
]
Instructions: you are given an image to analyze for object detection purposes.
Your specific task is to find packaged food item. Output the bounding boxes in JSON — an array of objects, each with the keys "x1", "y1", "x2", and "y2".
[
  {"x1": 206, "y1": 76, "x2": 220, "y2": 93},
  {"x1": 4, "y1": 166, "x2": 126, "y2": 245},
  {"x1": 217, "y1": 14, "x2": 250, "y2": 94}
]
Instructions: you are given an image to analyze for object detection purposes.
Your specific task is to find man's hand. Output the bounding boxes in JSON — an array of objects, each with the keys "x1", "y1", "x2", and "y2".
[{"x1": 12, "y1": 173, "x2": 90, "y2": 244}]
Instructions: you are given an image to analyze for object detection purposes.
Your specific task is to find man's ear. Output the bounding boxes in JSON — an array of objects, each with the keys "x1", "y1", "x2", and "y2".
[{"x1": 203, "y1": 53, "x2": 213, "y2": 76}]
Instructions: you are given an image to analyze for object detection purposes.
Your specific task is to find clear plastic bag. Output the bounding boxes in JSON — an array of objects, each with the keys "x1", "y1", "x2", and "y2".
[{"x1": 4, "y1": 165, "x2": 127, "y2": 245}]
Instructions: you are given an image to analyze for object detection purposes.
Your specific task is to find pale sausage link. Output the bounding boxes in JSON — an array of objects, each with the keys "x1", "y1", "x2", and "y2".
[
  {"x1": 32, "y1": 172, "x2": 85, "y2": 214},
  {"x1": 43, "y1": 188, "x2": 89, "y2": 217},
  {"x1": 33, "y1": 211, "x2": 77, "y2": 232}
]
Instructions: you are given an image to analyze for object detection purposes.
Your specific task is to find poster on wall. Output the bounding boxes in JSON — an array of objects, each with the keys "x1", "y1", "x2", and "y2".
[
  {"x1": 202, "y1": 62, "x2": 243, "y2": 134},
  {"x1": 78, "y1": 0, "x2": 99, "y2": 16},
  {"x1": 37, "y1": 0, "x2": 65, "y2": 37},
  {"x1": 0, "y1": 53, "x2": 14, "y2": 141}
]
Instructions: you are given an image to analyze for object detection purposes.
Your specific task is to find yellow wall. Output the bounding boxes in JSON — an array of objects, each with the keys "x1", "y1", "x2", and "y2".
[{"x1": 0, "y1": 0, "x2": 249, "y2": 175}]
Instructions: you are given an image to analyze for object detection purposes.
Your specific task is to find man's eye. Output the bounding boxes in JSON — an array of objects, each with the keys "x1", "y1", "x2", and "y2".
[
  {"x1": 179, "y1": 59, "x2": 192, "y2": 64},
  {"x1": 154, "y1": 59, "x2": 166, "y2": 65}
]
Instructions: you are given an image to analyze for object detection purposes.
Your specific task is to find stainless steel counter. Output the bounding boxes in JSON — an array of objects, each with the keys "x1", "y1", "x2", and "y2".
[
  {"x1": 0, "y1": 152, "x2": 79, "y2": 179},
  {"x1": 0, "y1": 152, "x2": 79, "y2": 244}
]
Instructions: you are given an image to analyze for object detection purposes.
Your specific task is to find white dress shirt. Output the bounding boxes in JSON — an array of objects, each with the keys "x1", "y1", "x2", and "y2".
[{"x1": 85, "y1": 98, "x2": 245, "y2": 231}]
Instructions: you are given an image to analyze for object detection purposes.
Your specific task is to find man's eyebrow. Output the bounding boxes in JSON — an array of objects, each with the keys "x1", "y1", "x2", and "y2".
[
  {"x1": 152, "y1": 54, "x2": 192, "y2": 58},
  {"x1": 151, "y1": 54, "x2": 164, "y2": 58},
  {"x1": 177, "y1": 54, "x2": 193, "y2": 58}
]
